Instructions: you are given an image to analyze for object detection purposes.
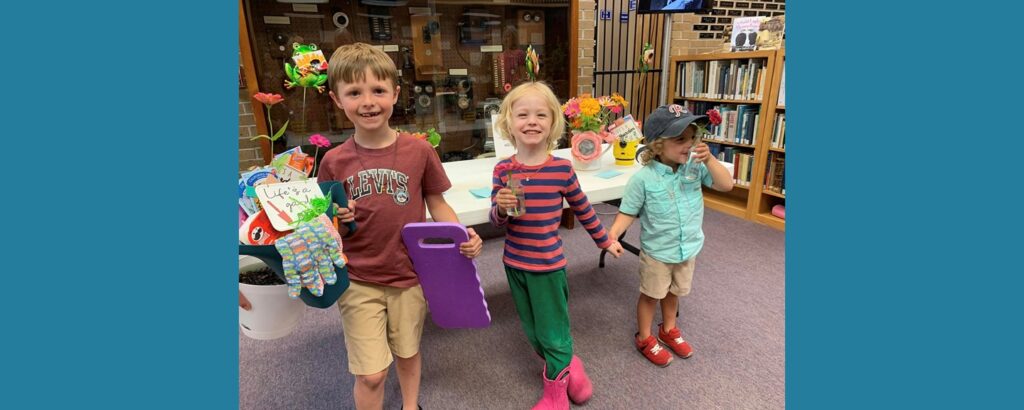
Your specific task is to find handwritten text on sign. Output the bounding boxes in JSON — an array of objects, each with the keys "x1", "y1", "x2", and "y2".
[{"x1": 254, "y1": 179, "x2": 325, "y2": 231}]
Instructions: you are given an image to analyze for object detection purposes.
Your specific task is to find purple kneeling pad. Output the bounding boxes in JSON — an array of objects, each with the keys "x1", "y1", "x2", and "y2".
[{"x1": 401, "y1": 222, "x2": 491, "y2": 328}]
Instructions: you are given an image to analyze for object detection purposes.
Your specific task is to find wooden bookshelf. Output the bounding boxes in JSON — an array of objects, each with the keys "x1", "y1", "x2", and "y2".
[
  {"x1": 666, "y1": 49, "x2": 785, "y2": 230},
  {"x1": 753, "y1": 49, "x2": 786, "y2": 231}
]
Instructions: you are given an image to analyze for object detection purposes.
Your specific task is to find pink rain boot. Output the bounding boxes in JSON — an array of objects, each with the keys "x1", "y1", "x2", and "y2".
[
  {"x1": 531, "y1": 366, "x2": 570, "y2": 410},
  {"x1": 567, "y1": 355, "x2": 593, "y2": 404}
]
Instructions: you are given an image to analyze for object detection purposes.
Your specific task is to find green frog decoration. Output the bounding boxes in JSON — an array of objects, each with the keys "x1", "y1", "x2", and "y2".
[{"x1": 284, "y1": 42, "x2": 329, "y2": 93}]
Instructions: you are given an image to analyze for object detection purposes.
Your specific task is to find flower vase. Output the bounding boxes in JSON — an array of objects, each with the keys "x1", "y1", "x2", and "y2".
[
  {"x1": 506, "y1": 175, "x2": 527, "y2": 217},
  {"x1": 613, "y1": 139, "x2": 639, "y2": 166},
  {"x1": 570, "y1": 130, "x2": 605, "y2": 171}
]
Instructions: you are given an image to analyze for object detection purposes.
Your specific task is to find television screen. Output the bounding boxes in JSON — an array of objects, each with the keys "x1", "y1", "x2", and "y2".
[{"x1": 636, "y1": 0, "x2": 712, "y2": 14}]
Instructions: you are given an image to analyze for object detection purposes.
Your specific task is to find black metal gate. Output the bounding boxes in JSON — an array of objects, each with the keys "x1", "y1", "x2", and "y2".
[{"x1": 592, "y1": 0, "x2": 667, "y2": 126}]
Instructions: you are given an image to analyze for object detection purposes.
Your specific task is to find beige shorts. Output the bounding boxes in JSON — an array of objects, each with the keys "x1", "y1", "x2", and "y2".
[
  {"x1": 638, "y1": 251, "x2": 696, "y2": 299},
  {"x1": 336, "y1": 280, "x2": 427, "y2": 375}
]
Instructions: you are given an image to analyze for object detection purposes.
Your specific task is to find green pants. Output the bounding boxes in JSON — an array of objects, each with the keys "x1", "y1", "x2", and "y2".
[{"x1": 505, "y1": 266, "x2": 573, "y2": 379}]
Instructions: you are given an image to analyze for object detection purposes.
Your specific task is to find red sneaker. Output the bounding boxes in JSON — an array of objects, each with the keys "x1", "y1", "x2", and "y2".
[
  {"x1": 657, "y1": 324, "x2": 693, "y2": 358},
  {"x1": 635, "y1": 333, "x2": 672, "y2": 367}
]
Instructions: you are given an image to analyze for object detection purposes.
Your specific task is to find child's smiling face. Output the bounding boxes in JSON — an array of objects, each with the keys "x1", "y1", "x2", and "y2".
[
  {"x1": 329, "y1": 67, "x2": 399, "y2": 135},
  {"x1": 509, "y1": 94, "x2": 553, "y2": 148},
  {"x1": 658, "y1": 125, "x2": 697, "y2": 167}
]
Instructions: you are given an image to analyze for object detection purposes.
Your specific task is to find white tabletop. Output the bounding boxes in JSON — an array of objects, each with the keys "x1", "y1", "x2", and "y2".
[{"x1": 432, "y1": 147, "x2": 733, "y2": 225}]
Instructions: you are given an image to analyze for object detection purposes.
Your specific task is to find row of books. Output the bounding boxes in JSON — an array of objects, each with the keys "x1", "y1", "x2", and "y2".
[
  {"x1": 771, "y1": 112, "x2": 786, "y2": 149},
  {"x1": 675, "y1": 58, "x2": 768, "y2": 101},
  {"x1": 764, "y1": 152, "x2": 785, "y2": 195},
  {"x1": 708, "y1": 143, "x2": 755, "y2": 187},
  {"x1": 682, "y1": 101, "x2": 760, "y2": 146}
]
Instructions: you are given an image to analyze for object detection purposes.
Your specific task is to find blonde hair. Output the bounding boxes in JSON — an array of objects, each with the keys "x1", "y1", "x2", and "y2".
[
  {"x1": 637, "y1": 138, "x2": 666, "y2": 166},
  {"x1": 495, "y1": 82, "x2": 566, "y2": 152},
  {"x1": 327, "y1": 43, "x2": 398, "y2": 91}
]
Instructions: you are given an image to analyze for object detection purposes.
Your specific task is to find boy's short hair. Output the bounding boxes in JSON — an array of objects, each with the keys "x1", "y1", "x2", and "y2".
[
  {"x1": 494, "y1": 82, "x2": 567, "y2": 153},
  {"x1": 327, "y1": 42, "x2": 398, "y2": 90}
]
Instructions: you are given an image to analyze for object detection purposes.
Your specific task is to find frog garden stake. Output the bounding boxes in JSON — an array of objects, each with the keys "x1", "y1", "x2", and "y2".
[{"x1": 284, "y1": 42, "x2": 328, "y2": 93}]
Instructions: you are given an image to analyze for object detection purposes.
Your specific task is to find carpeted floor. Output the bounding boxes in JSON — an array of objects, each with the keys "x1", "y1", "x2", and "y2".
[{"x1": 240, "y1": 206, "x2": 785, "y2": 409}]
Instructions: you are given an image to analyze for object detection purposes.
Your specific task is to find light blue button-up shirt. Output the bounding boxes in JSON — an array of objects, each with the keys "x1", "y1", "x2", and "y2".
[{"x1": 618, "y1": 160, "x2": 712, "y2": 263}]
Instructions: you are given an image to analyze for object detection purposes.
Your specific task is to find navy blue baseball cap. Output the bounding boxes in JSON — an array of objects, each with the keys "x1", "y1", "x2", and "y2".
[{"x1": 642, "y1": 104, "x2": 708, "y2": 143}]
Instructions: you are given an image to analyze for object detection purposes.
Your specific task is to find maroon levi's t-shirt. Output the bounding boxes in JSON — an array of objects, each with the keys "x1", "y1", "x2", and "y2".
[{"x1": 317, "y1": 133, "x2": 451, "y2": 288}]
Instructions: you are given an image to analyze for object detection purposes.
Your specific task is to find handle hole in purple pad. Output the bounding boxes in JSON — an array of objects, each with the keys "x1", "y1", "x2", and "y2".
[{"x1": 419, "y1": 237, "x2": 456, "y2": 248}]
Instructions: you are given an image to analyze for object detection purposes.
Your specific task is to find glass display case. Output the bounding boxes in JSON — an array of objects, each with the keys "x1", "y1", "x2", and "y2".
[{"x1": 242, "y1": 0, "x2": 573, "y2": 163}]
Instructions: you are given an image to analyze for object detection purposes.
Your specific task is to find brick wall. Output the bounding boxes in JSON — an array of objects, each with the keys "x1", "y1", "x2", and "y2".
[
  {"x1": 670, "y1": 0, "x2": 785, "y2": 56},
  {"x1": 576, "y1": 0, "x2": 596, "y2": 96},
  {"x1": 239, "y1": 88, "x2": 264, "y2": 171}
]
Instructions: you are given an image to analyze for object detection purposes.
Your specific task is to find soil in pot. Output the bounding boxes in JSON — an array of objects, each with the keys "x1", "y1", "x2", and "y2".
[{"x1": 239, "y1": 266, "x2": 284, "y2": 286}]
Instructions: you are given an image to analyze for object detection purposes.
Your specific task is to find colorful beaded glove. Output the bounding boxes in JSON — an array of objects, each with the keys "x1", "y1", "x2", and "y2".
[{"x1": 273, "y1": 218, "x2": 347, "y2": 299}]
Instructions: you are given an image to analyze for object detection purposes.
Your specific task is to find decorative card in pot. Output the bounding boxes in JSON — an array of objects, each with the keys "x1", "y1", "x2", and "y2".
[
  {"x1": 270, "y1": 146, "x2": 314, "y2": 183},
  {"x1": 254, "y1": 179, "x2": 326, "y2": 231}
]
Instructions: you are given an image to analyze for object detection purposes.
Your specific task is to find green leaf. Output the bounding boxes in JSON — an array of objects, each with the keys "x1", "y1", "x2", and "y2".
[
  {"x1": 426, "y1": 128, "x2": 441, "y2": 147},
  {"x1": 270, "y1": 120, "x2": 289, "y2": 141},
  {"x1": 250, "y1": 134, "x2": 271, "y2": 141}
]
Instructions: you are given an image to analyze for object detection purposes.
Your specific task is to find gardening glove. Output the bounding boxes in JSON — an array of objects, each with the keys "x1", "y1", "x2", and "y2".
[
  {"x1": 294, "y1": 222, "x2": 328, "y2": 295},
  {"x1": 313, "y1": 215, "x2": 347, "y2": 271},
  {"x1": 274, "y1": 235, "x2": 305, "y2": 298},
  {"x1": 274, "y1": 219, "x2": 347, "y2": 299},
  {"x1": 275, "y1": 225, "x2": 325, "y2": 298}
]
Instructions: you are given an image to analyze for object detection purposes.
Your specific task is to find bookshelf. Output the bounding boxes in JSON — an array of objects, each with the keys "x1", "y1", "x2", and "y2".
[
  {"x1": 753, "y1": 48, "x2": 786, "y2": 230},
  {"x1": 666, "y1": 50, "x2": 784, "y2": 230}
]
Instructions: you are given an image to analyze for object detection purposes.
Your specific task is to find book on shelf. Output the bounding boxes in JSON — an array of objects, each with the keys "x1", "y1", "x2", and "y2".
[
  {"x1": 730, "y1": 17, "x2": 762, "y2": 52},
  {"x1": 734, "y1": 104, "x2": 755, "y2": 144},
  {"x1": 771, "y1": 112, "x2": 786, "y2": 149},
  {"x1": 777, "y1": 61, "x2": 786, "y2": 106},
  {"x1": 765, "y1": 153, "x2": 785, "y2": 194},
  {"x1": 750, "y1": 113, "x2": 760, "y2": 146},
  {"x1": 677, "y1": 57, "x2": 769, "y2": 101},
  {"x1": 757, "y1": 15, "x2": 785, "y2": 50},
  {"x1": 707, "y1": 142, "x2": 723, "y2": 159}
]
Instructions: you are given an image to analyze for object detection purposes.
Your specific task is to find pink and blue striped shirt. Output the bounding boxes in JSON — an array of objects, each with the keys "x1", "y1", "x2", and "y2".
[{"x1": 490, "y1": 155, "x2": 613, "y2": 273}]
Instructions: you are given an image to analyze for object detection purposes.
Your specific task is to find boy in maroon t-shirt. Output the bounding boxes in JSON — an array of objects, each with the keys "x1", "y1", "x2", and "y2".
[{"x1": 318, "y1": 42, "x2": 483, "y2": 410}]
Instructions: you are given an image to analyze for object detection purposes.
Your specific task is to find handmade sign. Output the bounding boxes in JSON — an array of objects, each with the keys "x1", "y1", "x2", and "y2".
[
  {"x1": 254, "y1": 179, "x2": 326, "y2": 231},
  {"x1": 401, "y1": 223, "x2": 491, "y2": 328}
]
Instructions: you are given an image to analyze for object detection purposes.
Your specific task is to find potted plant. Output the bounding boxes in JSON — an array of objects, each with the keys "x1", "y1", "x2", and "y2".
[
  {"x1": 238, "y1": 255, "x2": 305, "y2": 340},
  {"x1": 562, "y1": 93, "x2": 629, "y2": 171}
]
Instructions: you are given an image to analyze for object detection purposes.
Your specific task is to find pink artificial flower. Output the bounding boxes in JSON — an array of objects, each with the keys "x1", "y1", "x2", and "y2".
[
  {"x1": 308, "y1": 134, "x2": 331, "y2": 148},
  {"x1": 609, "y1": 105, "x2": 622, "y2": 114},
  {"x1": 706, "y1": 109, "x2": 722, "y2": 125},
  {"x1": 253, "y1": 92, "x2": 284, "y2": 106},
  {"x1": 564, "y1": 99, "x2": 580, "y2": 117},
  {"x1": 494, "y1": 161, "x2": 522, "y2": 179}
]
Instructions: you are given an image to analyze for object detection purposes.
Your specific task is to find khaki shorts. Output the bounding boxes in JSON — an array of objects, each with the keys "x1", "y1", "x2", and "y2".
[
  {"x1": 336, "y1": 280, "x2": 427, "y2": 375},
  {"x1": 638, "y1": 251, "x2": 696, "y2": 299}
]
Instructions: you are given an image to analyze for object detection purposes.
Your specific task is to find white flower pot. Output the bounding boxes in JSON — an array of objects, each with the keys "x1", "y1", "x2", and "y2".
[{"x1": 238, "y1": 255, "x2": 304, "y2": 340}]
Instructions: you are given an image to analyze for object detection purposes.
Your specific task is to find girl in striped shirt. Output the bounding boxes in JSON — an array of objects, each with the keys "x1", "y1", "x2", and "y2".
[{"x1": 490, "y1": 82, "x2": 624, "y2": 410}]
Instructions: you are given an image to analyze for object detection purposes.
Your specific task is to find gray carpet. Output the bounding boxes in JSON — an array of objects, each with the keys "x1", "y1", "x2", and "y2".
[{"x1": 240, "y1": 207, "x2": 785, "y2": 409}]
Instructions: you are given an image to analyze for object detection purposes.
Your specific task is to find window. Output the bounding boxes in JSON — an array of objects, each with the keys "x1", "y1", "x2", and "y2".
[{"x1": 242, "y1": 0, "x2": 572, "y2": 162}]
